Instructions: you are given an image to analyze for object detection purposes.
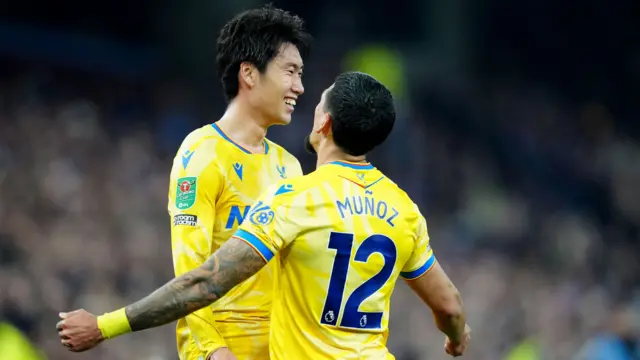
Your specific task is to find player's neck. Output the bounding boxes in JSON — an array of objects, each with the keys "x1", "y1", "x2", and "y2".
[
  {"x1": 316, "y1": 143, "x2": 367, "y2": 169},
  {"x1": 217, "y1": 100, "x2": 269, "y2": 150}
]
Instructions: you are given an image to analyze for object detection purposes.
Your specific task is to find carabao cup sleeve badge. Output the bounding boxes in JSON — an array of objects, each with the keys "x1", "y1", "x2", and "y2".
[{"x1": 176, "y1": 176, "x2": 197, "y2": 210}]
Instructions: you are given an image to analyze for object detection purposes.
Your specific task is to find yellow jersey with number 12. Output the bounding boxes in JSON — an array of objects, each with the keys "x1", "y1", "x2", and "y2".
[
  {"x1": 233, "y1": 160, "x2": 436, "y2": 360},
  {"x1": 168, "y1": 123, "x2": 302, "y2": 360}
]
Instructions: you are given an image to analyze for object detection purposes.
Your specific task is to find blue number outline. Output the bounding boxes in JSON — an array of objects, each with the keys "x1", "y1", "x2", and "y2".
[{"x1": 320, "y1": 232, "x2": 397, "y2": 329}]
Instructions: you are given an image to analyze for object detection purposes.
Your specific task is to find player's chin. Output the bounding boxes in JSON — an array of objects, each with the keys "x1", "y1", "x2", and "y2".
[
  {"x1": 304, "y1": 135, "x2": 317, "y2": 154},
  {"x1": 273, "y1": 114, "x2": 292, "y2": 125}
]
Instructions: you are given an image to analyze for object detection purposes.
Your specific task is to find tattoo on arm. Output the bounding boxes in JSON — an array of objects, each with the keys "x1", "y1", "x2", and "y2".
[{"x1": 123, "y1": 237, "x2": 267, "y2": 332}]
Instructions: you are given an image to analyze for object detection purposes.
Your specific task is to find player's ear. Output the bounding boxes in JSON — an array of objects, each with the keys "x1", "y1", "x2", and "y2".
[
  {"x1": 239, "y1": 62, "x2": 257, "y2": 89},
  {"x1": 318, "y1": 113, "x2": 332, "y2": 135}
]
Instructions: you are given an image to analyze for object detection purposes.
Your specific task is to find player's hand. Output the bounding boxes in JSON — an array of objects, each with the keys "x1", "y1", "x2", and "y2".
[
  {"x1": 206, "y1": 347, "x2": 238, "y2": 360},
  {"x1": 57, "y1": 309, "x2": 104, "y2": 352},
  {"x1": 444, "y1": 324, "x2": 471, "y2": 357}
]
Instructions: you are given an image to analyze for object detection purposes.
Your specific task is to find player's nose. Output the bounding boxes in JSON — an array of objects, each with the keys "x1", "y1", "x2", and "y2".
[{"x1": 292, "y1": 77, "x2": 304, "y2": 95}]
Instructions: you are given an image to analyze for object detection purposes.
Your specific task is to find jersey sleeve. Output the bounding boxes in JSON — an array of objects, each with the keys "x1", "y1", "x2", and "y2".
[
  {"x1": 400, "y1": 212, "x2": 437, "y2": 280},
  {"x1": 232, "y1": 182, "x2": 299, "y2": 262},
  {"x1": 169, "y1": 155, "x2": 226, "y2": 353}
]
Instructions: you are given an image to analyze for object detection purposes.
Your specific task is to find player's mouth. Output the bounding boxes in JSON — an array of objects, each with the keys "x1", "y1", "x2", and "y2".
[{"x1": 285, "y1": 98, "x2": 296, "y2": 112}]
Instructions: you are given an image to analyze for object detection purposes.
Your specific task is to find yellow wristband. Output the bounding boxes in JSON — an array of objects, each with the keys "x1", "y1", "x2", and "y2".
[{"x1": 96, "y1": 308, "x2": 132, "y2": 339}]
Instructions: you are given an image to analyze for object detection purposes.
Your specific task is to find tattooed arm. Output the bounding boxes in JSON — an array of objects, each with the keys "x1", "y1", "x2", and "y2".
[
  {"x1": 125, "y1": 237, "x2": 266, "y2": 331},
  {"x1": 58, "y1": 186, "x2": 294, "y2": 353}
]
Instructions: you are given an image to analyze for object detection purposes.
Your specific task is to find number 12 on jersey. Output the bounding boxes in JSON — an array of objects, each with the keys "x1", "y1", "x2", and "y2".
[{"x1": 320, "y1": 232, "x2": 397, "y2": 330}]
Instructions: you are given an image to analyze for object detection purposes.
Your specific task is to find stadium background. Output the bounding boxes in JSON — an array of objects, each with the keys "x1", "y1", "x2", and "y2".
[{"x1": 0, "y1": 0, "x2": 638, "y2": 359}]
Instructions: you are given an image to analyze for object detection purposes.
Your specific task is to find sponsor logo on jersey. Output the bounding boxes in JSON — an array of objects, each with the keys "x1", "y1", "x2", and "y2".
[{"x1": 173, "y1": 214, "x2": 198, "y2": 227}]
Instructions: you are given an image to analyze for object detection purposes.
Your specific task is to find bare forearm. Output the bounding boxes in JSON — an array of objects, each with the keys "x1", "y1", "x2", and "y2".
[
  {"x1": 406, "y1": 262, "x2": 467, "y2": 343},
  {"x1": 434, "y1": 311, "x2": 465, "y2": 342},
  {"x1": 432, "y1": 292, "x2": 466, "y2": 343},
  {"x1": 122, "y1": 238, "x2": 266, "y2": 332}
]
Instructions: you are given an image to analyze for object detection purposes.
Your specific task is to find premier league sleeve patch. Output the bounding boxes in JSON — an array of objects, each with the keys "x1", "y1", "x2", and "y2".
[{"x1": 175, "y1": 176, "x2": 197, "y2": 210}]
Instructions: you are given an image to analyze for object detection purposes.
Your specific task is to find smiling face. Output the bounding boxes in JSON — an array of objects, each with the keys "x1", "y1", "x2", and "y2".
[{"x1": 250, "y1": 43, "x2": 305, "y2": 125}]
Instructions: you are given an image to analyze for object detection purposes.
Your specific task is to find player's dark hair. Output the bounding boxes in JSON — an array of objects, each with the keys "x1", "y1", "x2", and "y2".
[
  {"x1": 325, "y1": 72, "x2": 396, "y2": 156},
  {"x1": 216, "y1": 5, "x2": 311, "y2": 102}
]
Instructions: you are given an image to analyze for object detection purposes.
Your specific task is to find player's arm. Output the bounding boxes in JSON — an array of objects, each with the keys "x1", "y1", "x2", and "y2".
[
  {"x1": 406, "y1": 262, "x2": 466, "y2": 343},
  {"x1": 169, "y1": 158, "x2": 228, "y2": 355},
  {"x1": 109, "y1": 237, "x2": 267, "y2": 333},
  {"x1": 57, "y1": 237, "x2": 268, "y2": 352},
  {"x1": 96, "y1": 183, "x2": 296, "y2": 338},
  {"x1": 400, "y1": 214, "x2": 467, "y2": 344}
]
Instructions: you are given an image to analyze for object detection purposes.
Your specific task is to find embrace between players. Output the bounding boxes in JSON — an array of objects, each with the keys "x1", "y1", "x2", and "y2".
[{"x1": 56, "y1": 5, "x2": 472, "y2": 359}]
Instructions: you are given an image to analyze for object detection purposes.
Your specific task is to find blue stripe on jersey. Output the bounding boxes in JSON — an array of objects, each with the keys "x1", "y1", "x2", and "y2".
[
  {"x1": 233, "y1": 229, "x2": 275, "y2": 262},
  {"x1": 211, "y1": 123, "x2": 269, "y2": 154},
  {"x1": 329, "y1": 161, "x2": 374, "y2": 170},
  {"x1": 400, "y1": 253, "x2": 436, "y2": 280}
]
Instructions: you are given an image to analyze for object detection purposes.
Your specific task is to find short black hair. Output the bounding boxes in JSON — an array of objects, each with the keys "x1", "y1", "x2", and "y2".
[
  {"x1": 216, "y1": 5, "x2": 311, "y2": 102},
  {"x1": 325, "y1": 72, "x2": 396, "y2": 156}
]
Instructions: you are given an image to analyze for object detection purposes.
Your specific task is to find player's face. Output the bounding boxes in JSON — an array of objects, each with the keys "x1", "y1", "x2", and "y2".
[
  {"x1": 305, "y1": 85, "x2": 332, "y2": 154},
  {"x1": 255, "y1": 43, "x2": 304, "y2": 126}
]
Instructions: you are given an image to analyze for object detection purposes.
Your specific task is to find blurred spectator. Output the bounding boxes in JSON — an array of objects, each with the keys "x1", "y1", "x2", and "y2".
[{"x1": 574, "y1": 305, "x2": 640, "y2": 360}]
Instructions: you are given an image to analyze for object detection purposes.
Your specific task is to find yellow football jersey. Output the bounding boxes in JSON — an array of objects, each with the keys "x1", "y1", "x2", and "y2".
[
  {"x1": 168, "y1": 123, "x2": 302, "y2": 359},
  {"x1": 234, "y1": 160, "x2": 436, "y2": 360}
]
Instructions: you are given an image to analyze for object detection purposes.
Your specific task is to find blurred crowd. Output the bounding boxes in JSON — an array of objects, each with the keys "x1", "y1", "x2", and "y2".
[{"x1": 1, "y1": 62, "x2": 639, "y2": 360}]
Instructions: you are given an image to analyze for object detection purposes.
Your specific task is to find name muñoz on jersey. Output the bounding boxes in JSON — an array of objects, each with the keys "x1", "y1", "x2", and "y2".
[{"x1": 234, "y1": 160, "x2": 436, "y2": 360}]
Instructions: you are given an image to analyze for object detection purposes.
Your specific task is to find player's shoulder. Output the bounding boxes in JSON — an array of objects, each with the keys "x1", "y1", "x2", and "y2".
[
  {"x1": 265, "y1": 138, "x2": 301, "y2": 165},
  {"x1": 171, "y1": 124, "x2": 226, "y2": 177},
  {"x1": 380, "y1": 175, "x2": 423, "y2": 221},
  {"x1": 263, "y1": 138, "x2": 303, "y2": 178},
  {"x1": 177, "y1": 124, "x2": 223, "y2": 154},
  {"x1": 264, "y1": 138, "x2": 292, "y2": 156},
  {"x1": 380, "y1": 175, "x2": 415, "y2": 207},
  {"x1": 380, "y1": 177, "x2": 427, "y2": 237}
]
